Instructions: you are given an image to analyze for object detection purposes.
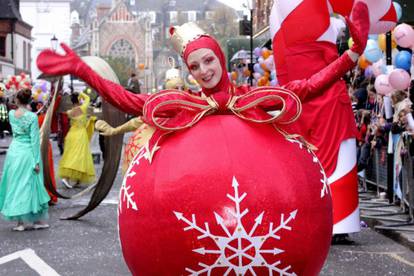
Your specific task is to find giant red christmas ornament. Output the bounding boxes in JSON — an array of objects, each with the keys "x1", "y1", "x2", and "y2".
[{"x1": 118, "y1": 115, "x2": 332, "y2": 275}]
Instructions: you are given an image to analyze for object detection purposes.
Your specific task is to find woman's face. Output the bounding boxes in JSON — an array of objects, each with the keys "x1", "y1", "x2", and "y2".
[{"x1": 186, "y1": 48, "x2": 222, "y2": 89}]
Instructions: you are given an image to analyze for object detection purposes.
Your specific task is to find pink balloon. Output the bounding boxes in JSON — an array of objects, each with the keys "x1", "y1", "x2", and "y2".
[
  {"x1": 374, "y1": 74, "x2": 394, "y2": 96},
  {"x1": 264, "y1": 56, "x2": 274, "y2": 71},
  {"x1": 372, "y1": 59, "x2": 386, "y2": 77},
  {"x1": 253, "y1": 72, "x2": 262, "y2": 80},
  {"x1": 394, "y1": 23, "x2": 414, "y2": 49},
  {"x1": 389, "y1": 69, "x2": 411, "y2": 90}
]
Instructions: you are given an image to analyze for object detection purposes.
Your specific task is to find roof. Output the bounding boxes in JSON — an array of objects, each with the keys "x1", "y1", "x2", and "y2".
[{"x1": 0, "y1": 0, "x2": 22, "y2": 20}]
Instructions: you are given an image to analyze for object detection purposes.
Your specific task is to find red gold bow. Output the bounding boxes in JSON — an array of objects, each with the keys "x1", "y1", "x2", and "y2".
[{"x1": 142, "y1": 87, "x2": 302, "y2": 161}]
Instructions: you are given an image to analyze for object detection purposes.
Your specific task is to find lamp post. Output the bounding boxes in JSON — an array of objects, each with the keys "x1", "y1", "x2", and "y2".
[
  {"x1": 246, "y1": 1, "x2": 255, "y2": 86},
  {"x1": 50, "y1": 35, "x2": 58, "y2": 51}
]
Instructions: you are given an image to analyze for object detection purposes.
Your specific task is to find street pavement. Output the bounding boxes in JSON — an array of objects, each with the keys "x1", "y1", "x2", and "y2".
[{"x1": 1, "y1": 134, "x2": 414, "y2": 275}]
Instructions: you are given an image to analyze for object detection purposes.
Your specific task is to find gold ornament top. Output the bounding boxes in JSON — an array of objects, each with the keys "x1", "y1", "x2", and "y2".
[{"x1": 169, "y1": 22, "x2": 209, "y2": 56}]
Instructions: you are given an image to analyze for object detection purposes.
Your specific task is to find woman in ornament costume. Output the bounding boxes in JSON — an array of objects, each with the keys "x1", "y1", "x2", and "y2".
[
  {"x1": 270, "y1": 0, "x2": 396, "y2": 242},
  {"x1": 36, "y1": 5, "x2": 367, "y2": 274}
]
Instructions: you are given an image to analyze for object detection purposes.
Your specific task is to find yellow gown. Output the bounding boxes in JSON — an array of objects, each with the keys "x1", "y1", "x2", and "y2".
[{"x1": 58, "y1": 92, "x2": 95, "y2": 183}]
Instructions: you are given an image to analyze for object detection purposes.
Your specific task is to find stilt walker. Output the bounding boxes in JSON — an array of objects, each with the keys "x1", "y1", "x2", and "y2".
[{"x1": 270, "y1": 0, "x2": 397, "y2": 238}]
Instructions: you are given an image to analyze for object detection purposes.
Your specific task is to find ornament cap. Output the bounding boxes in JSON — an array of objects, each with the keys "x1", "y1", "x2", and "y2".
[{"x1": 169, "y1": 22, "x2": 209, "y2": 56}]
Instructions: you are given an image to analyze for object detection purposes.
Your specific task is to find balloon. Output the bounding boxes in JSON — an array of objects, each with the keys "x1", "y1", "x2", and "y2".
[
  {"x1": 364, "y1": 44, "x2": 383, "y2": 63},
  {"x1": 368, "y1": 34, "x2": 378, "y2": 40},
  {"x1": 358, "y1": 55, "x2": 371, "y2": 70},
  {"x1": 230, "y1": 71, "x2": 238, "y2": 81},
  {"x1": 262, "y1": 49, "x2": 271, "y2": 60},
  {"x1": 364, "y1": 66, "x2": 373, "y2": 78},
  {"x1": 270, "y1": 79, "x2": 278, "y2": 86},
  {"x1": 371, "y1": 59, "x2": 387, "y2": 77},
  {"x1": 391, "y1": 48, "x2": 399, "y2": 64},
  {"x1": 253, "y1": 72, "x2": 262, "y2": 80},
  {"x1": 253, "y1": 63, "x2": 264, "y2": 75},
  {"x1": 264, "y1": 56, "x2": 274, "y2": 71},
  {"x1": 348, "y1": 37, "x2": 354, "y2": 49},
  {"x1": 393, "y1": 2, "x2": 402, "y2": 21},
  {"x1": 253, "y1": 47, "x2": 261, "y2": 57},
  {"x1": 258, "y1": 76, "x2": 268, "y2": 86},
  {"x1": 386, "y1": 65, "x2": 395, "y2": 75},
  {"x1": 389, "y1": 69, "x2": 411, "y2": 90},
  {"x1": 138, "y1": 63, "x2": 145, "y2": 70},
  {"x1": 393, "y1": 23, "x2": 414, "y2": 48},
  {"x1": 271, "y1": 70, "x2": 277, "y2": 80},
  {"x1": 5, "y1": 84, "x2": 10, "y2": 90},
  {"x1": 260, "y1": 62, "x2": 268, "y2": 71},
  {"x1": 378, "y1": 33, "x2": 397, "y2": 51},
  {"x1": 41, "y1": 81, "x2": 47, "y2": 92},
  {"x1": 242, "y1": 68, "x2": 250, "y2": 77},
  {"x1": 374, "y1": 74, "x2": 394, "y2": 96},
  {"x1": 394, "y1": 50, "x2": 412, "y2": 71},
  {"x1": 11, "y1": 76, "x2": 16, "y2": 82}
]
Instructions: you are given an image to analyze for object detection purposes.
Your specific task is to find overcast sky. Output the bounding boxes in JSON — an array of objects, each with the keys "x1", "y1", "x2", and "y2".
[{"x1": 217, "y1": 0, "x2": 251, "y2": 11}]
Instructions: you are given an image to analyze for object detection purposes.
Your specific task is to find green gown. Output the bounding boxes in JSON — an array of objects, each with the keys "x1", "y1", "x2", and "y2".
[{"x1": 0, "y1": 109, "x2": 50, "y2": 222}]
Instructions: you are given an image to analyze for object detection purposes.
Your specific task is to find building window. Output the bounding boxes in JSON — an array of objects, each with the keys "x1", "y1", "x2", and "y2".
[
  {"x1": 108, "y1": 39, "x2": 135, "y2": 68},
  {"x1": 169, "y1": 11, "x2": 178, "y2": 24},
  {"x1": 187, "y1": 11, "x2": 197, "y2": 22},
  {"x1": 205, "y1": 11, "x2": 215, "y2": 20},
  {"x1": 0, "y1": 37, "x2": 5, "y2": 57}
]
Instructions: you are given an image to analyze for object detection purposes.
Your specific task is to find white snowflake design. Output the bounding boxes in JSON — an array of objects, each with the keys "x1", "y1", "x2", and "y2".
[
  {"x1": 174, "y1": 177, "x2": 298, "y2": 276},
  {"x1": 118, "y1": 147, "x2": 150, "y2": 214},
  {"x1": 285, "y1": 137, "x2": 328, "y2": 198}
]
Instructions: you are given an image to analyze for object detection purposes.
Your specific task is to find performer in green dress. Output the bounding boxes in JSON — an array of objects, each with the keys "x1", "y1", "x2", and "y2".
[{"x1": 0, "y1": 88, "x2": 50, "y2": 231}]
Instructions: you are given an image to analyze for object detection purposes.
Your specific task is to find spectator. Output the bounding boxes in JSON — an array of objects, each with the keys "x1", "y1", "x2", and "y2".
[{"x1": 127, "y1": 73, "x2": 141, "y2": 94}]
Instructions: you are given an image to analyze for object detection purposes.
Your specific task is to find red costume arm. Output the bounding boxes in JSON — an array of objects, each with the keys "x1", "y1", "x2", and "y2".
[
  {"x1": 283, "y1": 2, "x2": 369, "y2": 102},
  {"x1": 36, "y1": 43, "x2": 147, "y2": 116},
  {"x1": 283, "y1": 53, "x2": 355, "y2": 102}
]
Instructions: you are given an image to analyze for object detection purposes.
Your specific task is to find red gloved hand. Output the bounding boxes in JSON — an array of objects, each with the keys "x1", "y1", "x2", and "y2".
[
  {"x1": 37, "y1": 43, "x2": 147, "y2": 116},
  {"x1": 346, "y1": 2, "x2": 370, "y2": 55},
  {"x1": 37, "y1": 43, "x2": 88, "y2": 77}
]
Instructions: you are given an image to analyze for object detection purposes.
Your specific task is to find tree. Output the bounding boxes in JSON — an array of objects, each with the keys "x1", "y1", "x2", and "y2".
[
  {"x1": 102, "y1": 56, "x2": 133, "y2": 86},
  {"x1": 198, "y1": 6, "x2": 240, "y2": 47}
]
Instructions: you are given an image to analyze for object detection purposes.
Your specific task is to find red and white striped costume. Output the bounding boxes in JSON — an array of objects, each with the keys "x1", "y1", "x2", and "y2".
[{"x1": 270, "y1": 0, "x2": 396, "y2": 234}]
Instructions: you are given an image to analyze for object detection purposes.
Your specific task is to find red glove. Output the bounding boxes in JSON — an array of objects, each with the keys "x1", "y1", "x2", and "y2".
[
  {"x1": 37, "y1": 43, "x2": 147, "y2": 116},
  {"x1": 346, "y1": 2, "x2": 370, "y2": 55}
]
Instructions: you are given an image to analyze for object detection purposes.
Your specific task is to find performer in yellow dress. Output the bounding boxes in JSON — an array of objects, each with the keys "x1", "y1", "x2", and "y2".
[{"x1": 58, "y1": 92, "x2": 95, "y2": 186}]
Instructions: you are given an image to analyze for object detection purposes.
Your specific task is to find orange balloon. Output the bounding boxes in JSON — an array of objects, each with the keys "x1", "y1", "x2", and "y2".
[
  {"x1": 358, "y1": 55, "x2": 371, "y2": 69},
  {"x1": 138, "y1": 63, "x2": 145, "y2": 70},
  {"x1": 231, "y1": 71, "x2": 238, "y2": 80},
  {"x1": 243, "y1": 68, "x2": 250, "y2": 77},
  {"x1": 264, "y1": 71, "x2": 270, "y2": 78},
  {"x1": 258, "y1": 76, "x2": 268, "y2": 86},
  {"x1": 260, "y1": 62, "x2": 269, "y2": 71},
  {"x1": 262, "y1": 50, "x2": 271, "y2": 59}
]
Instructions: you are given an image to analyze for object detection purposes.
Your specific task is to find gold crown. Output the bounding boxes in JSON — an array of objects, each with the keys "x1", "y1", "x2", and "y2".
[{"x1": 169, "y1": 22, "x2": 209, "y2": 56}]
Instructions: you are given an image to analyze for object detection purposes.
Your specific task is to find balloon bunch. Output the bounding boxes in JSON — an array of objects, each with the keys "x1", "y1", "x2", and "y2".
[
  {"x1": 252, "y1": 47, "x2": 277, "y2": 86},
  {"x1": 31, "y1": 81, "x2": 50, "y2": 103},
  {"x1": 3, "y1": 72, "x2": 32, "y2": 93},
  {"x1": 354, "y1": 3, "x2": 414, "y2": 96},
  {"x1": 369, "y1": 23, "x2": 413, "y2": 96}
]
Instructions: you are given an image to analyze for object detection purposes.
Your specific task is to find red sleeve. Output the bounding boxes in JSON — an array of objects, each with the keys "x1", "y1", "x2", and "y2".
[{"x1": 283, "y1": 53, "x2": 356, "y2": 102}]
